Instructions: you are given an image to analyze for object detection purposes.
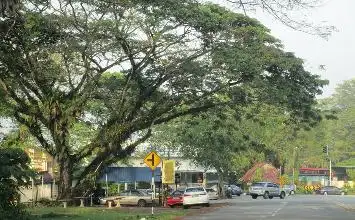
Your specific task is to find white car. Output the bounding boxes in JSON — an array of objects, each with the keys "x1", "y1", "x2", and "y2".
[{"x1": 183, "y1": 187, "x2": 210, "y2": 209}]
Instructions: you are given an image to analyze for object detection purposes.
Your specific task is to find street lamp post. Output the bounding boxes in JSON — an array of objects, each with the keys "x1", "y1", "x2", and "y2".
[
  {"x1": 326, "y1": 145, "x2": 332, "y2": 186},
  {"x1": 329, "y1": 157, "x2": 332, "y2": 186},
  {"x1": 292, "y1": 147, "x2": 298, "y2": 187}
]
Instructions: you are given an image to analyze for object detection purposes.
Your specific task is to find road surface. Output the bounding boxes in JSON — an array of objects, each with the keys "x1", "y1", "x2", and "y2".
[{"x1": 184, "y1": 195, "x2": 355, "y2": 220}]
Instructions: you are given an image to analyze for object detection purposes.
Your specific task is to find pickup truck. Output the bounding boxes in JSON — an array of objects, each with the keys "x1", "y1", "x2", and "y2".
[{"x1": 249, "y1": 182, "x2": 286, "y2": 199}]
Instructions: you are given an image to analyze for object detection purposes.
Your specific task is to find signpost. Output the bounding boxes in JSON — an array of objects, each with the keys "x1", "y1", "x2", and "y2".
[{"x1": 144, "y1": 151, "x2": 161, "y2": 215}]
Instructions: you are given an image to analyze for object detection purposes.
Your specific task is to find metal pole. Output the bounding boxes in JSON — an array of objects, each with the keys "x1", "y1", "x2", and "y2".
[
  {"x1": 31, "y1": 177, "x2": 34, "y2": 205},
  {"x1": 151, "y1": 170, "x2": 155, "y2": 215},
  {"x1": 53, "y1": 177, "x2": 56, "y2": 198},
  {"x1": 329, "y1": 159, "x2": 332, "y2": 186},
  {"x1": 105, "y1": 173, "x2": 108, "y2": 196},
  {"x1": 327, "y1": 145, "x2": 332, "y2": 186},
  {"x1": 41, "y1": 175, "x2": 44, "y2": 199}
]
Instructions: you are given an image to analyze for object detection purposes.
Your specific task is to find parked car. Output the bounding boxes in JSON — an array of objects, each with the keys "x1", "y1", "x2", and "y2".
[
  {"x1": 138, "y1": 188, "x2": 160, "y2": 197},
  {"x1": 206, "y1": 188, "x2": 218, "y2": 200},
  {"x1": 167, "y1": 190, "x2": 184, "y2": 207},
  {"x1": 315, "y1": 186, "x2": 345, "y2": 195},
  {"x1": 249, "y1": 182, "x2": 286, "y2": 199},
  {"x1": 224, "y1": 184, "x2": 243, "y2": 196},
  {"x1": 231, "y1": 185, "x2": 243, "y2": 196},
  {"x1": 183, "y1": 187, "x2": 210, "y2": 209},
  {"x1": 86, "y1": 187, "x2": 106, "y2": 205},
  {"x1": 99, "y1": 189, "x2": 156, "y2": 207}
]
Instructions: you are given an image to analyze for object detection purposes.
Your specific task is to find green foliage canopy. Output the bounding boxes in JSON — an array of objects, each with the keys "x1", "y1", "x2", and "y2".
[
  {"x1": 0, "y1": 147, "x2": 33, "y2": 220},
  {"x1": 0, "y1": 0, "x2": 326, "y2": 198}
]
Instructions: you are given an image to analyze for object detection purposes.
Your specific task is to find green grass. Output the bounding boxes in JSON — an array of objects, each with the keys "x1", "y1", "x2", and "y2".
[{"x1": 27, "y1": 207, "x2": 187, "y2": 220}]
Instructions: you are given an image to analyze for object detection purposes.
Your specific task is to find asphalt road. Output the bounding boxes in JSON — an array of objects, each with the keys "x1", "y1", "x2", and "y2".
[{"x1": 184, "y1": 195, "x2": 355, "y2": 220}]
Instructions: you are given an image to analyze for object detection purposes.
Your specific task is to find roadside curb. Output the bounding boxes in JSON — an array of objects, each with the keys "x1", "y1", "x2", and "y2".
[{"x1": 175, "y1": 202, "x2": 232, "y2": 220}]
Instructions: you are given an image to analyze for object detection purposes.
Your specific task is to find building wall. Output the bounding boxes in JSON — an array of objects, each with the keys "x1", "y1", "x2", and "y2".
[
  {"x1": 19, "y1": 184, "x2": 58, "y2": 202},
  {"x1": 332, "y1": 180, "x2": 354, "y2": 188}
]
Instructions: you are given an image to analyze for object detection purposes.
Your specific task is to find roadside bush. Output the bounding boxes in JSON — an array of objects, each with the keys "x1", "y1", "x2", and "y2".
[
  {"x1": 347, "y1": 188, "x2": 355, "y2": 195},
  {"x1": 343, "y1": 183, "x2": 355, "y2": 195},
  {"x1": 36, "y1": 198, "x2": 62, "y2": 207},
  {"x1": 0, "y1": 148, "x2": 34, "y2": 220},
  {"x1": 108, "y1": 183, "x2": 119, "y2": 195}
]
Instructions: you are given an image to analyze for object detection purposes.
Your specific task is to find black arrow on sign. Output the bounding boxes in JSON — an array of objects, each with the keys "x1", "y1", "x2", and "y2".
[{"x1": 147, "y1": 154, "x2": 155, "y2": 166}]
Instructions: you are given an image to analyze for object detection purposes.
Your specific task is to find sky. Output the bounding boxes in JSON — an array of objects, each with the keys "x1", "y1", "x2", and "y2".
[{"x1": 239, "y1": 0, "x2": 355, "y2": 98}]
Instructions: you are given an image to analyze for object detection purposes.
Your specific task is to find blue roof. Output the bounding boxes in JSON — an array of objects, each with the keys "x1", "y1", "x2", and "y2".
[{"x1": 98, "y1": 167, "x2": 161, "y2": 183}]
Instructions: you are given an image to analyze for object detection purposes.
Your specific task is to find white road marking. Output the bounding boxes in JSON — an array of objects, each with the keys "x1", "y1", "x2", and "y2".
[{"x1": 271, "y1": 202, "x2": 287, "y2": 217}]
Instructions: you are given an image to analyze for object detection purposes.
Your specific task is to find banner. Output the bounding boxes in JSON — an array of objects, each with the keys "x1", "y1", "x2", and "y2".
[{"x1": 162, "y1": 160, "x2": 175, "y2": 184}]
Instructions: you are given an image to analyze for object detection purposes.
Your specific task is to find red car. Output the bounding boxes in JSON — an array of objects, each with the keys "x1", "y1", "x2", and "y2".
[{"x1": 167, "y1": 190, "x2": 184, "y2": 207}]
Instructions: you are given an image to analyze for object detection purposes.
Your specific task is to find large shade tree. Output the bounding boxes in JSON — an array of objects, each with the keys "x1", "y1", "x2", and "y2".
[
  {"x1": 149, "y1": 103, "x2": 310, "y2": 195},
  {"x1": 0, "y1": 0, "x2": 326, "y2": 198},
  {"x1": 292, "y1": 79, "x2": 355, "y2": 167}
]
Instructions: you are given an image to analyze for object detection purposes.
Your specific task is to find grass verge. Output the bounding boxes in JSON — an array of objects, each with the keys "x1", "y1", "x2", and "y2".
[{"x1": 28, "y1": 207, "x2": 187, "y2": 220}]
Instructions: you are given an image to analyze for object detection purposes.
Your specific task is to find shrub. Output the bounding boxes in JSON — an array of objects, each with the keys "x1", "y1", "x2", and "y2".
[
  {"x1": 0, "y1": 148, "x2": 34, "y2": 220},
  {"x1": 36, "y1": 198, "x2": 62, "y2": 207},
  {"x1": 108, "y1": 183, "x2": 119, "y2": 195}
]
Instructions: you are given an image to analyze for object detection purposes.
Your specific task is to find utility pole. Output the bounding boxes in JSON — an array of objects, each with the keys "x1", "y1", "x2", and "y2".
[
  {"x1": 323, "y1": 145, "x2": 331, "y2": 186},
  {"x1": 329, "y1": 157, "x2": 332, "y2": 186}
]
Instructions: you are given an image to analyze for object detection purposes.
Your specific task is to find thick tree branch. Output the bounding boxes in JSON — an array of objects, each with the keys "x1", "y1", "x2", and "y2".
[
  {"x1": 13, "y1": 111, "x2": 55, "y2": 155},
  {"x1": 75, "y1": 128, "x2": 152, "y2": 187}
]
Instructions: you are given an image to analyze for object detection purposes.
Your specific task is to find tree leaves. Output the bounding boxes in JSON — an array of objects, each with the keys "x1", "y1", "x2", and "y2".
[{"x1": 0, "y1": 0, "x2": 327, "y2": 197}]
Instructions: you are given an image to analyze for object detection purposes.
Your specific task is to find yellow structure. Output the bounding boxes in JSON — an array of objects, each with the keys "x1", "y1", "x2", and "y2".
[
  {"x1": 25, "y1": 148, "x2": 57, "y2": 174},
  {"x1": 162, "y1": 160, "x2": 175, "y2": 184}
]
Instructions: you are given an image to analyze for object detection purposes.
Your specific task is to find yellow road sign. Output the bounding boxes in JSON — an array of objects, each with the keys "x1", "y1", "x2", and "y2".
[{"x1": 144, "y1": 151, "x2": 161, "y2": 170}]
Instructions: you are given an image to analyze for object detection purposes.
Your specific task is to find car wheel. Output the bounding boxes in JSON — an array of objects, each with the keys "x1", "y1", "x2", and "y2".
[
  {"x1": 252, "y1": 195, "x2": 258, "y2": 199},
  {"x1": 204, "y1": 203, "x2": 210, "y2": 207},
  {"x1": 280, "y1": 191, "x2": 285, "y2": 199},
  {"x1": 269, "y1": 196, "x2": 273, "y2": 199},
  {"x1": 137, "y1": 199, "x2": 146, "y2": 207},
  {"x1": 263, "y1": 192, "x2": 269, "y2": 199},
  {"x1": 183, "y1": 205, "x2": 189, "y2": 209},
  {"x1": 236, "y1": 194, "x2": 241, "y2": 196},
  {"x1": 323, "y1": 192, "x2": 327, "y2": 196}
]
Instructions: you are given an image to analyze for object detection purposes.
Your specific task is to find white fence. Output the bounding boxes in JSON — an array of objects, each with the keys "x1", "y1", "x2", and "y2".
[{"x1": 19, "y1": 184, "x2": 58, "y2": 202}]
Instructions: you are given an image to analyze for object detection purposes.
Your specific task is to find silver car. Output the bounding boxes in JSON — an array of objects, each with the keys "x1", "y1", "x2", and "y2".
[
  {"x1": 99, "y1": 189, "x2": 156, "y2": 207},
  {"x1": 249, "y1": 182, "x2": 286, "y2": 199}
]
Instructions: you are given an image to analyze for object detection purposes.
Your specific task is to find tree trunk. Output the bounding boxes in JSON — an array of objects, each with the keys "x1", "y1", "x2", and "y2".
[
  {"x1": 217, "y1": 172, "x2": 225, "y2": 198},
  {"x1": 57, "y1": 158, "x2": 73, "y2": 199}
]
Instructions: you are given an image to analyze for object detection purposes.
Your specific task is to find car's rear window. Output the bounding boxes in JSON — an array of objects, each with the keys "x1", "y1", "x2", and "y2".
[
  {"x1": 186, "y1": 187, "x2": 205, "y2": 193},
  {"x1": 251, "y1": 183, "x2": 265, "y2": 187}
]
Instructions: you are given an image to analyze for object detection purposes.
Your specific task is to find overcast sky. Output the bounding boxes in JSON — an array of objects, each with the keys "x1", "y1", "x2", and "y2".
[
  {"x1": 214, "y1": 0, "x2": 354, "y2": 98},
  {"x1": 248, "y1": 0, "x2": 355, "y2": 98}
]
